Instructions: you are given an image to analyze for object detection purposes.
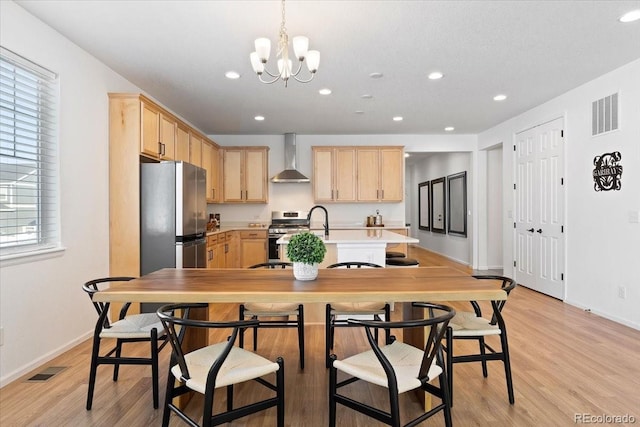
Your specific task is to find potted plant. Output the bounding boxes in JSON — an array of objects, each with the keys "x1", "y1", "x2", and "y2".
[{"x1": 286, "y1": 232, "x2": 327, "y2": 281}]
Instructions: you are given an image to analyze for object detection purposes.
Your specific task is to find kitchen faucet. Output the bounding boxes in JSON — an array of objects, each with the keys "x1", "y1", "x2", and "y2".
[{"x1": 307, "y1": 205, "x2": 329, "y2": 237}]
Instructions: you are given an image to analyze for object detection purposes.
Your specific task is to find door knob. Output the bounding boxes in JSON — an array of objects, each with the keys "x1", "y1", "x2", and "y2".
[
  {"x1": 536, "y1": 229, "x2": 543, "y2": 233},
  {"x1": 527, "y1": 228, "x2": 534, "y2": 233}
]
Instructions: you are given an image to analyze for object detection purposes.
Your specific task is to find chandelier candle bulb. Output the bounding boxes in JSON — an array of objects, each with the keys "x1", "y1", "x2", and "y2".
[
  {"x1": 255, "y1": 38, "x2": 271, "y2": 62},
  {"x1": 293, "y1": 36, "x2": 309, "y2": 59}
]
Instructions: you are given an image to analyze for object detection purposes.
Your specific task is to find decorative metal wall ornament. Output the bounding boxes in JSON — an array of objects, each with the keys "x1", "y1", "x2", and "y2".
[{"x1": 593, "y1": 151, "x2": 623, "y2": 191}]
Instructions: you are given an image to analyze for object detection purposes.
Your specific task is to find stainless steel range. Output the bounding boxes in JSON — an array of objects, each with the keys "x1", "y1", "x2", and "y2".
[{"x1": 268, "y1": 211, "x2": 310, "y2": 261}]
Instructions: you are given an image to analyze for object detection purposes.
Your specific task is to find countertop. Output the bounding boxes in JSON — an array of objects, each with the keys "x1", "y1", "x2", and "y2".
[
  {"x1": 276, "y1": 229, "x2": 418, "y2": 245},
  {"x1": 205, "y1": 222, "x2": 409, "y2": 236}
]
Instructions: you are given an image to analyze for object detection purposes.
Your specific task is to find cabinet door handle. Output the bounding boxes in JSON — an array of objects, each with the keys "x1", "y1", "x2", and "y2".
[
  {"x1": 376, "y1": 189, "x2": 380, "y2": 199},
  {"x1": 336, "y1": 190, "x2": 339, "y2": 199},
  {"x1": 225, "y1": 243, "x2": 229, "y2": 253},
  {"x1": 331, "y1": 189, "x2": 334, "y2": 200},
  {"x1": 381, "y1": 189, "x2": 384, "y2": 199}
]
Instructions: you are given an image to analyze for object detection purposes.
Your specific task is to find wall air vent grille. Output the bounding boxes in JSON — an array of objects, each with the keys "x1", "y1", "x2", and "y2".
[{"x1": 592, "y1": 93, "x2": 618, "y2": 136}]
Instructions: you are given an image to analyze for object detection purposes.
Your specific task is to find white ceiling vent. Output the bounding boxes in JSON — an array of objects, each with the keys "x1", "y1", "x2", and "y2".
[{"x1": 592, "y1": 93, "x2": 618, "y2": 136}]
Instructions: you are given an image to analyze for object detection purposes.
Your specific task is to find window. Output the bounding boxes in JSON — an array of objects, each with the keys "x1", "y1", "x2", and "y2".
[{"x1": 0, "y1": 47, "x2": 59, "y2": 257}]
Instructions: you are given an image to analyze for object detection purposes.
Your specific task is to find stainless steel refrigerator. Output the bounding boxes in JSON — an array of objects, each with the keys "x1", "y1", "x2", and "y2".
[{"x1": 140, "y1": 161, "x2": 207, "y2": 277}]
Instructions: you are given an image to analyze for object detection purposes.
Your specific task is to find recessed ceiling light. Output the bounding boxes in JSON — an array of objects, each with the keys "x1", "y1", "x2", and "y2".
[
  {"x1": 393, "y1": 116, "x2": 403, "y2": 122},
  {"x1": 369, "y1": 72, "x2": 384, "y2": 79},
  {"x1": 444, "y1": 126, "x2": 455, "y2": 132},
  {"x1": 254, "y1": 115, "x2": 265, "y2": 121},
  {"x1": 404, "y1": 153, "x2": 411, "y2": 158},
  {"x1": 493, "y1": 94, "x2": 507, "y2": 101},
  {"x1": 428, "y1": 72, "x2": 444, "y2": 80},
  {"x1": 619, "y1": 9, "x2": 640, "y2": 23},
  {"x1": 319, "y1": 88, "x2": 332, "y2": 95},
  {"x1": 355, "y1": 110, "x2": 365, "y2": 114},
  {"x1": 225, "y1": 71, "x2": 240, "y2": 79},
  {"x1": 361, "y1": 94, "x2": 373, "y2": 99}
]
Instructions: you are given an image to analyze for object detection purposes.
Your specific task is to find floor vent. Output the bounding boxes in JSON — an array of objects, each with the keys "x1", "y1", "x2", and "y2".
[
  {"x1": 592, "y1": 92, "x2": 618, "y2": 136},
  {"x1": 26, "y1": 366, "x2": 67, "y2": 382}
]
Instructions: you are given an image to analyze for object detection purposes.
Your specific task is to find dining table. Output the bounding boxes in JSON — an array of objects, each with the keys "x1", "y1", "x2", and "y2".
[
  {"x1": 94, "y1": 266, "x2": 507, "y2": 410},
  {"x1": 94, "y1": 266, "x2": 503, "y2": 304}
]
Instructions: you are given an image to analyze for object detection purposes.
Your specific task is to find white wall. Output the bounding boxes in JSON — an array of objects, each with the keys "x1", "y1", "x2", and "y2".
[
  {"x1": 406, "y1": 153, "x2": 473, "y2": 265},
  {"x1": 478, "y1": 58, "x2": 640, "y2": 329},
  {"x1": 0, "y1": 1, "x2": 141, "y2": 385}
]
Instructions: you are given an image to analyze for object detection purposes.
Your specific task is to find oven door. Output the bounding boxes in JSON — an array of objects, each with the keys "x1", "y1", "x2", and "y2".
[{"x1": 268, "y1": 233, "x2": 284, "y2": 261}]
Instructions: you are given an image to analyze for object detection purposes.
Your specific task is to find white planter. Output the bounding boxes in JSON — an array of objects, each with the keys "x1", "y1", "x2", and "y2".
[{"x1": 293, "y1": 262, "x2": 319, "y2": 281}]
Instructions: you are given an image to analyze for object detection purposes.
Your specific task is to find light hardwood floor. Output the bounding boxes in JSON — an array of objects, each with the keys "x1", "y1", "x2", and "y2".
[{"x1": 1, "y1": 246, "x2": 638, "y2": 426}]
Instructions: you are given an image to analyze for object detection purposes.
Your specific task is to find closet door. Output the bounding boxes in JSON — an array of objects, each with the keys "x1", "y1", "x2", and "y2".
[{"x1": 514, "y1": 117, "x2": 565, "y2": 299}]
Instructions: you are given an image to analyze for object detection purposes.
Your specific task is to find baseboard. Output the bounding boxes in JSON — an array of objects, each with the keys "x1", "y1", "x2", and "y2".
[
  {"x1": 412, "y1": 245, "x2": 470, "y2": 268},
  {"x1": 564, "y1": 299, "x2": 640, "y2": 331},
  {"x1": 0, "y1": 331, "x2": 92, "y2": 388}
]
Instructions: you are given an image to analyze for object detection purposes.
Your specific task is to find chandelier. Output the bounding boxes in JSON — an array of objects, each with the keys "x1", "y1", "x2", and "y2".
[{"x1": 249, "y1": 0, "x2": 320, "y2": 86}]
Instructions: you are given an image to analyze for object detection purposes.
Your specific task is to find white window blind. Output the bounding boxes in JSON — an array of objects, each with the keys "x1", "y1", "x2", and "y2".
[{"x1": 0, "y1": 47, "x2": 60, "y2": 257}]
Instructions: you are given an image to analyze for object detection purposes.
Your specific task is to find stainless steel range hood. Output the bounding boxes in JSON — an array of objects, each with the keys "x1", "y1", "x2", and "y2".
[{"x1": 271, "y1": 133, "x2": 310, "y2": 183}]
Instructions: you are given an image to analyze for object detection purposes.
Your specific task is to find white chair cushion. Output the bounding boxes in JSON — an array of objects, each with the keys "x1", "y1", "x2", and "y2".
[
  {"x1": 243, "y1": 302, "x2": 300, "y2": 316},
  {"x1": 100, "y1": 312, "x2": 164, "y2": 339},
  {"x1": 333, "y1": 341, "x2": 442, "y2": 394},
  {"x1": 172, "y1": 342, "x2": 280, "y2": 394},
  {"x1": 330, "y1": 302, "x2": 386, "y2": 314},
  {"x1": 449, "y1": 311, "x2": 501, "y2": 337}
]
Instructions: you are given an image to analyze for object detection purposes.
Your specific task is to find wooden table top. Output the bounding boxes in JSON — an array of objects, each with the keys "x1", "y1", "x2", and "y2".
[{"x1": 94, "y1": 267, "x2": 506, "y2": 303}]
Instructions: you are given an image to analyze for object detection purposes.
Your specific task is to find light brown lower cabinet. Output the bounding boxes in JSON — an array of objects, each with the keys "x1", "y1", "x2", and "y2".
[{"x1": 239, "y1": 230, "x2": 268, "y2": 268}]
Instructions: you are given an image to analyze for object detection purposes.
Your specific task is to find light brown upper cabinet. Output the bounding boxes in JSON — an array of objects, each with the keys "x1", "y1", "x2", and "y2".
[
  {"x1": 202, "y1": 140, "x2": 221, "y2": 203},
  {"x1": 312, "y1": 146, "x2": 404, "y2": 203},
  {"x1": 175, "y1": 123, "x2": 190, "y2": 162},
  {"x1": 356, "y1": 147, "x2": 404, "y2": 202},
  {"x1": 189, "y1": 131, "x2": 202, "y2": 168},
  {"x1": 313, "y1": 147, "x2": 357, "y2": 202},
  {"x1": 140, "y1": 99, "x2": 176, "y2": 160},
  {"x1": 222, "y1": 147, "x2": 269, "y2": 203}
]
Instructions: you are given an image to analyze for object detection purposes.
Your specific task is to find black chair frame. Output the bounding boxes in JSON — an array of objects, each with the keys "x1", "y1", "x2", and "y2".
[
  {"x1": 240, "y1": 262, "x2": 305, "y2": 369},
  {"x1": 158, "y1": 303, "x2": 285, "y2": 427},
  {"x1": 329, "y1": 302, "x2": 455, "y2": 427},
  {"x1": 325, "y1": 262, "x2": 390, "y2": 368},
  {"x1": 83, "y1": 277, "x2": 169, "y2": 410},
  {"x1": 444, "y1": 275, "x2": 517, "y2": 405}
]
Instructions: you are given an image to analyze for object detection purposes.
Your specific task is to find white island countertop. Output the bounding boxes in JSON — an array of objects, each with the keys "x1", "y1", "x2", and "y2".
[{"x1": 276, "y1": 229, "x2": 418, "y2": 245}]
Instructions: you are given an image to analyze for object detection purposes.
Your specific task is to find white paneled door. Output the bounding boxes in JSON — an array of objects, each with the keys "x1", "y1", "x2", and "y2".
[{"x1": 514, "y1": 117, "x2": 565, "y2": 299}]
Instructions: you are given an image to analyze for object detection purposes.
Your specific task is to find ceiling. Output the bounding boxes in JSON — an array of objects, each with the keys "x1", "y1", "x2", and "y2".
[{"x1": 14, "y1": 0, "x2": 640, "y2": 136}]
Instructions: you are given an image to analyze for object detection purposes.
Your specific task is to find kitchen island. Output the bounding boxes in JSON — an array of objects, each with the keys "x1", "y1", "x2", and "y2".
[{"x1": 277, "y1": 229, "x2": 418, "y2": 267}]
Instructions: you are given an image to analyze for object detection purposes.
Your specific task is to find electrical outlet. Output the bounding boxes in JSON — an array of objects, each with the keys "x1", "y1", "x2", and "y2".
[{"x1": 618, "y1": 286, "x2": 627, "y2": 299}]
